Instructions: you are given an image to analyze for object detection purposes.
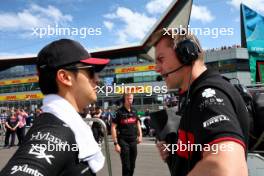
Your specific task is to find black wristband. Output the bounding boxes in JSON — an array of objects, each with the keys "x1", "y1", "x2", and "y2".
[{"x1": 114, "y1": 142, "x2": 118, "y2": 145}]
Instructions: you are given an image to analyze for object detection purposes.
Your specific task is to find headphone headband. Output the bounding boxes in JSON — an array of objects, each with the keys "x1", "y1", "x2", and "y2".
[{"x1": 174, "y1": 38, "x2": 201, "y2": 65}]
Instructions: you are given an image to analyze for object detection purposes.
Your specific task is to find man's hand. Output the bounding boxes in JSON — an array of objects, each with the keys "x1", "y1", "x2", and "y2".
[
  {"x1": 137, "y1": 135, "x2": 142, "y2": 144},
  {"x1": 9, "y1": 127, "x2": 16, "y2": 131},
  {"x1": 156, "y1": 141, "x2": 169, "y2": 162},
  {"x1": 137, "y1": 121, "x2": 143, "y2": 144},
  {"x1": 114, "y1": 144, "x2": 121, "y2": 153}
]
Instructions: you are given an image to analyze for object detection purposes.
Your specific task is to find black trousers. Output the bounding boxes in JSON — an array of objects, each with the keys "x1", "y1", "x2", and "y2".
[
  {"x1": 118, "y1": 138, "x2": 137, "y2": 176},
  {"x1": 16, "y1": 126, "x2": 25, "y2": 145},
  {"x1": 5, "y1": 129, "x2": 16, "y2": 146},
  {"x1": 92, "y1": 125, "x2": 103, "y2": 143},
  {"x1": 145, "y1": 126, "x2": 150, "y2": 136}
]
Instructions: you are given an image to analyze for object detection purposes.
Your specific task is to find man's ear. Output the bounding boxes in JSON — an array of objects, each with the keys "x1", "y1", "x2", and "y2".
[{"x1": 56, "y1": 69, "x2": 73, "y2": 87}]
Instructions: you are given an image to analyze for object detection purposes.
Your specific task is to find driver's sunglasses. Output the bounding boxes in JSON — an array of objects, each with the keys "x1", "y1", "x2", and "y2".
[{"x1": 63, "y1": 65, "x2": 95, "y2": 78}]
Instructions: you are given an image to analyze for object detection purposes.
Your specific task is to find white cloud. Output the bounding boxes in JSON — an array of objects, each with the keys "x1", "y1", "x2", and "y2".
[
  {"x1": 0, "y1": 4, "x2": 72, "y2": 31},
  {"x1": 103, "y1": 0, "x2": 178, "y2": 44},
  {"x1": 103, "y1": 21, "x2": 114, "y2": 31},
  {"x1": 228, "y1": 0, "x2": 264, "y2": 13},
  {"x1": 0, "y1": 53, "x2": 36, "y2": 59},
  {"x1": 191, "y1": 4, "x2": 215, "y2": 23},
  {"x1": 104, "y1": 13, "x2": 117, "y2": 19},
  {"x1": 104, "y1": 7, "x2": 156, "y2": 44},
  {"x1": 146, "y1": 0, "x2": 173, "y2": 15}
]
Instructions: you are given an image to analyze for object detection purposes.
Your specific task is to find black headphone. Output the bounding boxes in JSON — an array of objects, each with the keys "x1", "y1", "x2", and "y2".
[{"x1": 175, "y1": 39, "x2": 201, "y2": 65}]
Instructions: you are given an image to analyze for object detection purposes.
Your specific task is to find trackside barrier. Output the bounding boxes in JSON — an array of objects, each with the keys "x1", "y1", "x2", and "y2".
[{"x1": 247, "y1": 153, "x2": 264, "y2": 176}]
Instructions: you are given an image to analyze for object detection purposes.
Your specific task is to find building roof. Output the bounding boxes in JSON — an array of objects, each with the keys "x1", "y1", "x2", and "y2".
[{"x1": 0, "y1": 0, "x2": 193, "y2": 71}]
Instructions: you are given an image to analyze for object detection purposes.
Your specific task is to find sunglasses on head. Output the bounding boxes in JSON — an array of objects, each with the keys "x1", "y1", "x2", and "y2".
[{"x1": 63, "y1": 65, "x2": 96, "y2": 78}]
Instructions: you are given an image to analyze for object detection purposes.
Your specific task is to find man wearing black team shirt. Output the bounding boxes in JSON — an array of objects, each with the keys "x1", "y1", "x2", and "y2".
[
  {"x1": 0, "y1": 39, "x2": 109, "y2": 176},
  {"x1": 151, "y1": 29, "x2": 249, "y2": 176},
  {"x1": 4, "y1": 112, "x2": 19, "y2": 147},
  {"x1": 111, "y1": 93, "x2": 142, "y2": 176}
]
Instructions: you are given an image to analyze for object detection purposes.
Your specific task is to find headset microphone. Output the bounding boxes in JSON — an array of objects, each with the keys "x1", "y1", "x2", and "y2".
[
  {"x1": 156, "y1": 75, "x2": 163, "y2": 82},
  {"x1": 161, "y1": 65, "x2": 185, "y2": 78}
]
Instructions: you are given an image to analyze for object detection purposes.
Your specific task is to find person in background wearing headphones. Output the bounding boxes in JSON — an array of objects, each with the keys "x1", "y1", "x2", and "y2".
[
  {"x1": 111, "y1": 93, "x2": 142, "y2": 176},
  {"x1": 152, "y1": 29, "x2": 249, "y2": 176}
]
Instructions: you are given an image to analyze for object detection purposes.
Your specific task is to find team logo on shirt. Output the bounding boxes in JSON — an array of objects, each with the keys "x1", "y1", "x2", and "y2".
[
  {"x1": 120, "y1": 117, "x2": 137, "y2": 125},
  {"x1": 202, "y1": 88, "x2": 223, "y2": 102},
  {"x1": 203, "y1": 115, "x2": 230, "y2": 128},
  {"x1": 31, "y1": 132, "x2": 68, "y2": 145},
  {"x1": 29, "y1": 145, "x2": 55, "y2": 165},
  {"x1": 202, "y1": 88, "x2": 216, "y2": 98},
  {"x1": 199, "y1": 88, "x2": 225, "y2": 111},
  {"x1": 10, "y1": 164, "x2": 44, "y2": 176}
]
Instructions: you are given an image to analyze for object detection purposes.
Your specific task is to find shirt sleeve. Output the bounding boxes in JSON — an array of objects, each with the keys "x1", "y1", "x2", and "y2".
[
  {"x1": 0, "y1": 124, "x2": 77, "y2": 176},
  {"x1": 191, "y1": 87, "x2": 246, "y2": 149},
  {"x1": 112, "y1": 110, "x2": 120, "y2": 125},
  {"x1": 5, "y1": 117, "x2": 10, "y2": 125}
]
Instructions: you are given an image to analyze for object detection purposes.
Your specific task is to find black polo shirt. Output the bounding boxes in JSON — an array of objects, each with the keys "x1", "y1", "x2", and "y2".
[
  {"x1": 6, "y1": 116, "x2": 19, "y2": 128},
  {"x1": 169, "y1": 69, "x2": 249, "y2": 176},
  {"x1": 113, "y1": 106, "x2": 139, "y2": 140}
]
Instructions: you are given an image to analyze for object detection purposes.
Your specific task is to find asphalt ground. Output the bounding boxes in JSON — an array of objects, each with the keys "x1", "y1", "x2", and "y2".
[{"x1": 0, "y1": 136, "x2": 170, "y2": 176}]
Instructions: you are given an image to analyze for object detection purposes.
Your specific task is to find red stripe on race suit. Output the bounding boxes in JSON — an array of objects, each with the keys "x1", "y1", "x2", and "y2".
[
  {"x1": 207, "y1": 137, "x2": 246, "y2": 150},
  {"x1": 176, "y1": 129, "x2": 195, "y2": 159}
]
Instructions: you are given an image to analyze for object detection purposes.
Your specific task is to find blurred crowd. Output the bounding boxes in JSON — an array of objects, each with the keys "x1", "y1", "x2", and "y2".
[
  {"x1": 205, "y1": 44, "x2": 241, "y2": 52},
  {"x1": 0, "y1": 107, "x2": 42, "y2": 148},
  {"x1": 1, "y1": 105, "x2": 154, "y2": 148}
]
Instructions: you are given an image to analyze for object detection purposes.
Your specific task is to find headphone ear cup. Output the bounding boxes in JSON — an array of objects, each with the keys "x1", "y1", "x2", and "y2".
[
  {"x1": 175, "y1": 39, "x2": 200, "y2": 65},
  {"x1": 175, "y1": 46, "x2": 189, "y2": 65}
]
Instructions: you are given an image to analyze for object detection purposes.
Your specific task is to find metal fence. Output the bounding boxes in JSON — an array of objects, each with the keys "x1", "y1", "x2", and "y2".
[{"x1": 84, "y1": 118, "x2": 112, "y2": 176}]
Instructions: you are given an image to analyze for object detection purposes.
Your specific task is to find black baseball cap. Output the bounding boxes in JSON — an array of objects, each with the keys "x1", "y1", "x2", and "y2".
[{"x1": 37, "y1": 39, "x2": 110, "y2": 72}]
